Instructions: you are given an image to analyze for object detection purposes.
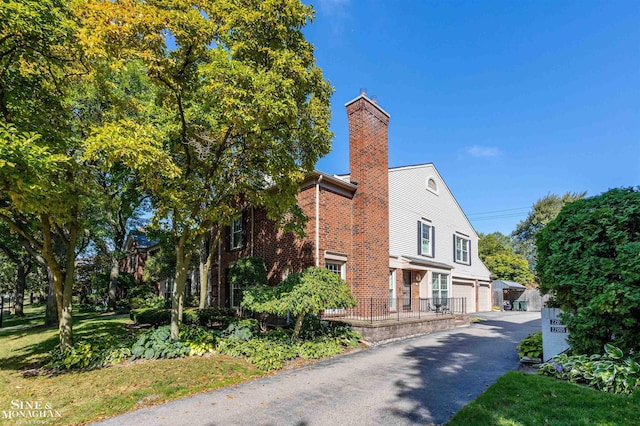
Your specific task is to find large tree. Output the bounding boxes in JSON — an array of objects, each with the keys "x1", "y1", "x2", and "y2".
[
  {"x1": 78, "y1": 0, "x2": 333, "y2": 339},
  {"x1": 512, "y1": 192, "x2": 586, "y2": 272},
  {"x1": 478, "y1": 232, "x2": 534, "y2": 284},
  {"x1": 536, "y1": 187, "x2": 640, "y2": 355}
]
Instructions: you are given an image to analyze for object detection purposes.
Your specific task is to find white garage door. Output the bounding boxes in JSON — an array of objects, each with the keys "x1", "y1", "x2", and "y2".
[
  {"x1": 452, "y1": 281, "x2": 476, "y2": 313},
  {"x1": 478, "y1": 284, "x2": 492, "y2": 312}
]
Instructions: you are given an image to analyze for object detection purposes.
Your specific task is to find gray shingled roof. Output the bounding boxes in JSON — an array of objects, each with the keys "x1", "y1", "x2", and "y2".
[{"x1": 492, "y1": 280, "x2": 527, "y2": 290}]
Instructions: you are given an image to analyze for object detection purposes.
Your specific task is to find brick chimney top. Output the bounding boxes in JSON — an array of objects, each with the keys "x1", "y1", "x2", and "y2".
[{"x1": 344, "y1": 93, "x2": 390, "y2": 118}]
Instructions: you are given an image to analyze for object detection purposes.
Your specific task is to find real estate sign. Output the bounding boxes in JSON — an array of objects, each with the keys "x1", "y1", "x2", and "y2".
[{"x1": 541, "y1": 308, "x2": 570, "y2": 362}]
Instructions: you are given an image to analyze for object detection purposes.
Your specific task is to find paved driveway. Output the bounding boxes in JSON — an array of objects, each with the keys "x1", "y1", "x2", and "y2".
[{"x1": 93, "y1": 311, "x2": 540, "y2": 426}]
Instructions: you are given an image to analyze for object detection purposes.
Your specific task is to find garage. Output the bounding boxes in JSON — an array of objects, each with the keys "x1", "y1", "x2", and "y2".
[
  {"x1": 478, "y1": 283, "x2": 492, "y2": 312},
  {"x1": 452, "y1": 281, "x2": 476, "y2": 313}
]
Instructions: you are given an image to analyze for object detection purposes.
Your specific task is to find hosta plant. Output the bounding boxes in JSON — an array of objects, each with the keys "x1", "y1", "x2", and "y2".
[{"x1": 538, "y1": 344, "x2": 640, "y2": 394}]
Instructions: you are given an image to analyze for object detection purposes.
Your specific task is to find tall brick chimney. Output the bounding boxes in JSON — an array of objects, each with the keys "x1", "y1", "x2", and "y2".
[{"x1": 346, "y1": 92, "x2": 390, "y2": 302}]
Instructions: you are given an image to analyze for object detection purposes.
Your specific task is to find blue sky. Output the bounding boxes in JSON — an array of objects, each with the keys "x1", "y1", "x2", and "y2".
[{"x1": 303, "y1": 0, "x2": 639, "y2": 235}]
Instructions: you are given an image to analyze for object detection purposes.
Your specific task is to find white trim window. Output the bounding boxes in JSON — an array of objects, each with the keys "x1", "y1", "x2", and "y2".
[
  {"x1": 325, "y1": 261, "x2": 345, "y2": 279},
  {"x1": 230, "y1": 217, "x2": 243, "y2": 250},
  {"x1": 454, "y1": 234, "x2": 470, "y2": 265},
  {"x1": 432, "y1": 272, "x2": 449, "y2": 303},
  {"x1": 417, "y1": 220, "x2": 435, "y2": 257}
]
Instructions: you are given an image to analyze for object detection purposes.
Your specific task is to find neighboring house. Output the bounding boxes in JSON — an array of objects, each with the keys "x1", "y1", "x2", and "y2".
[
  {"x1": 211, "y1": 93, "x2": 493, "y2": 312},
  {"x1": 122, "y1": 231, "x2": 160, "y2": 285}
]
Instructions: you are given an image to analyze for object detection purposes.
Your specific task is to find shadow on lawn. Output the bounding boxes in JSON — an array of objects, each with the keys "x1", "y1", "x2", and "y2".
[
  {"x1": 0, "y1": 312, "x2": 134, "y2": 372},
  {"x1": 384, "y1": 315, "x2": 541, "y2": 425}
]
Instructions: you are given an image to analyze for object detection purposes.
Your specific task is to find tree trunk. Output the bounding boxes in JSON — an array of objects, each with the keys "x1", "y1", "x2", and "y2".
[
  {"x1": 107, "y1": 255, "x2": 119, "y2": 311},
  {"x1": 293, "y1": 313, "x2": 304, "y2": 338},
  {"x1": 171, "y1": 243, "x2": 192, "y2": 340},
  {"x1": 14, "y1": 261, "x2": 26, "y2": 317},
  {"x1": 198, "y1": 232, "x2": 217, "y2": 309},
  {"x1": 45, "y1": 269, "x2": 57, "y2": 326}
]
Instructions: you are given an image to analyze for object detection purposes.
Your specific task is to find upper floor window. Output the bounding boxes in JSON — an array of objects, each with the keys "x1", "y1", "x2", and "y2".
[
  {"x1": 226, "y1": 214, "x2": 245, "y2": 251},
  {"x1": 417, "y1": 220, "x2": 435, "y2": 257},
  {"x1": 454, "y1": 234, "x2": 470, "y2": 265},
  {"x1": 230, "y1": 217, "x2": 243, "y2": 250}
]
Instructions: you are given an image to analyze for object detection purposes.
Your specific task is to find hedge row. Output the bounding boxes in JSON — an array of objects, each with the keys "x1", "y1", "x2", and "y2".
[{"x1": 130, "y1": 307, "x2": 236, "y2": 328}]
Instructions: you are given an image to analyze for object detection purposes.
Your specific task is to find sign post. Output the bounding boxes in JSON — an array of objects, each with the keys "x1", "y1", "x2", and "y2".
[{"x1": 541, "y1": 307, "x2": 570, "y2": 361}]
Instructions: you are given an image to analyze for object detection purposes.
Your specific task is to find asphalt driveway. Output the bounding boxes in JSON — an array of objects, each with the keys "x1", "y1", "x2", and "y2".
[{"x1": 93, "y1": 311, "x2": 540, "y2": 426}]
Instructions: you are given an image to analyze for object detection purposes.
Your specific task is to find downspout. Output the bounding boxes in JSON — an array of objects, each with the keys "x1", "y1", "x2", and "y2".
[{"x1": 315, "y1": 175, "x2": 323, "y2": 266}]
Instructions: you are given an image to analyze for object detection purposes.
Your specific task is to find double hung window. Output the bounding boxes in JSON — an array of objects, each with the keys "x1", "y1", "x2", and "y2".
[
  {"x1": 418, "y1": 221, "x2": 435, "y2": 257},
  {"x1": 454, "y1": 234, "x2": 470, "y2": 264}
]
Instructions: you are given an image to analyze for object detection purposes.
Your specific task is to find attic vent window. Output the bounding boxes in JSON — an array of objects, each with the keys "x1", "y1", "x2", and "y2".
[{"x1": 427, "y1": 177, "x2": 438, "y2": 194}]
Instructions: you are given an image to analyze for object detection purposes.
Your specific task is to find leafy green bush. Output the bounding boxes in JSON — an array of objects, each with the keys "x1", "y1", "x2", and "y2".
[
  {"x1": 329, "y1": 325, "x2": 361, "y2": 348},
  {"x1": 130, "y1": 308, "x2": 171, "y2": 326},
  {"x1": 538, "y1": 344, "x2": 640, "y2": 395},
  {"x1": 517, "y1": 331, "x2": 543, "y2": 359},
  {"x1": 179, "y1": 325, "x2": 221, "y2": 356},
  {"x1": 217, "y1": 337, "x2": 298, "y2": 371},
  {"x1": 224, "y1": 319, "x2": 258, "y2": 341},
  {"x1": 196, "y1": 307, "x2": 236, "y2": 328},
  {"x1": 45, "y1": 333, "x2": 137, "y2": 370},
  {"x1": 242, "y1": 266, "x2": 357, "y2": 337},
  {"x1": 536, "y1": 187, "x2": 640, "y2": 355},
  {"x1": 298, "y1": 338, "x2": 341, "y2": 359},
  {"x1": 298, "y1": 314, "x2": 329, "y2": 340},
  {"x1": 130, "y1": 326, "x2": 190, "y2": 360}
]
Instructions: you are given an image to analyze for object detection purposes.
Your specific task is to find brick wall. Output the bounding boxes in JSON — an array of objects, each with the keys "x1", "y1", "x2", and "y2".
[{"x1": 346, "y1": 94, "x2": 390, "y2": 302}]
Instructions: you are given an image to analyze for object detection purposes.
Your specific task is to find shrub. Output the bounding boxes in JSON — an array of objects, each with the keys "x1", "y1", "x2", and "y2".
[
  {"x1": 179, "y1": 325, "x2": 221, "y2": 356},
  {"x1": 130, "y1": 326, "x2": 190, "y2": 360},
  {"x1": 224, "y1": 319, "x2": 258, "y2": 341},
  {"x1": 130, "y1": 308, "x2": 171, "y2": 326},
  {"x1": 536, "y1": 187, "x2": 640, "y2": 355},
  {"x1": 196, "y1": 307, "x2": 236, "y2": 328},
  {"x1": 298, "y1": 338, "x2": 341, "y2": 359},
  {"x1": 329, "y1": 325, "x2": 361, "y2": 348},
  {"x1": 45, "y1": 333, "x2": 137, "y2": 370},
  {"x1": 298, "y1": 314, "x2": 329, "y2": 340},
  {"x1": 517, "y1": 331, "x2": 543, "y2": 359},
  {"x1": 242, "y1": 266, "x2": 357, "y2": 338},
  {"x1": 538, "y1": 344, "x2": 640, "y2": 395},
  {"x1": 217, "y1": 338, "x2": 297, "y2": 371}
]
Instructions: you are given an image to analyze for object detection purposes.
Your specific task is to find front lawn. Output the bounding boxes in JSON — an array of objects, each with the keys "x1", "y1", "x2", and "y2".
[
  {"x1": 0, "y1": 306, "x2": 263, "y2": 424},
  {"x1": 447, "y1": 371, "x2": 640, "y2": 426}
]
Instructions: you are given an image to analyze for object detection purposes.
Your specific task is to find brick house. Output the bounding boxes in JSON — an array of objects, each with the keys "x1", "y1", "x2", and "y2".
[{"x1": 211, "y1": 93, "x2": 492, "y2": 312}]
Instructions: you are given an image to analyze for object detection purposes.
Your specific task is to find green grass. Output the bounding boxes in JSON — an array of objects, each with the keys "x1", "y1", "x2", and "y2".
[
  {"x1": 447, "y1": 371, "x2": 640, "y2": 426},
  {"x1": 0, "y1": 305, "x2": 262, "y2": 425}
]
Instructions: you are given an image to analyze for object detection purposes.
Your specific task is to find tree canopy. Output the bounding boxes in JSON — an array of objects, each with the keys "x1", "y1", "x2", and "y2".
[
  {"x1": 478, "y1": 232, "x2": 533, "y2": 285},
  {"x1": 512, "y1": 192, "x2": 585, "y2": 272},
  {"x1": 76, "y1": 0, "x2": 333, "y2": 339},
  {"x1": 1, "y1": 0, "x2": 333, "y2": 348},
  {"x1": 536, "y1": 187, "x2": 640, "y2": 355}
]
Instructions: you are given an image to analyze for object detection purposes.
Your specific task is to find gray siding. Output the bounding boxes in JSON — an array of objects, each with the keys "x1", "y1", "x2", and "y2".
[{"x1": 388, "y1": 164, "x2": 492, "y2": 283}]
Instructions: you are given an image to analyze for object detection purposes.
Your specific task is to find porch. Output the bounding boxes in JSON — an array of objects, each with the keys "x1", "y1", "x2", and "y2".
[{"x1": 320, "y1": 297, "x2": 469, "y2": 344}]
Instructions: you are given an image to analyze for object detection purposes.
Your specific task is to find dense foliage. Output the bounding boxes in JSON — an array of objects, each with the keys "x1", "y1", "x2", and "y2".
[
  {"x1": 539, "y1": 344, "x2": 640, "y2": 395},
  {"x1": 512, "y1": 192, "x2": 585, "y2": 272},
  {"x1": 536, "y1": 187, "x2": 640, "y2": 354},
  {"x1": 241, "y1": 267, "x2": 357, "y2": 337},
  {"x1": 517, "y1": 331, "x2": 542, "y2": 359},
  {"x1": 478, "y1": 232, "x2": 534, "y2": 284}
]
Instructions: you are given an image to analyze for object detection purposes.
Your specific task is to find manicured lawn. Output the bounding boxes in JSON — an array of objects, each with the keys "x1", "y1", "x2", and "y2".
[
  {"x1": 0, "y1": 306, "x2": 262, "y2": 425},
  {"x1": 447, "y1": 371, "x2": 640, "y2": 426}
]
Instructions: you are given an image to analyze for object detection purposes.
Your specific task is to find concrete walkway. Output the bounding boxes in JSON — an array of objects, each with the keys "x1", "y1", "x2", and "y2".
[{"x1": 93, "y1": 311, "x2": 540, "y2": 426}]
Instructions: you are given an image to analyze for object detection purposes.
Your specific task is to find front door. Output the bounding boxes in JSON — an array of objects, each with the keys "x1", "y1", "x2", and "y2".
[{"x1": 403, "y1": 270, "x2": 412, "y2": 310}]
